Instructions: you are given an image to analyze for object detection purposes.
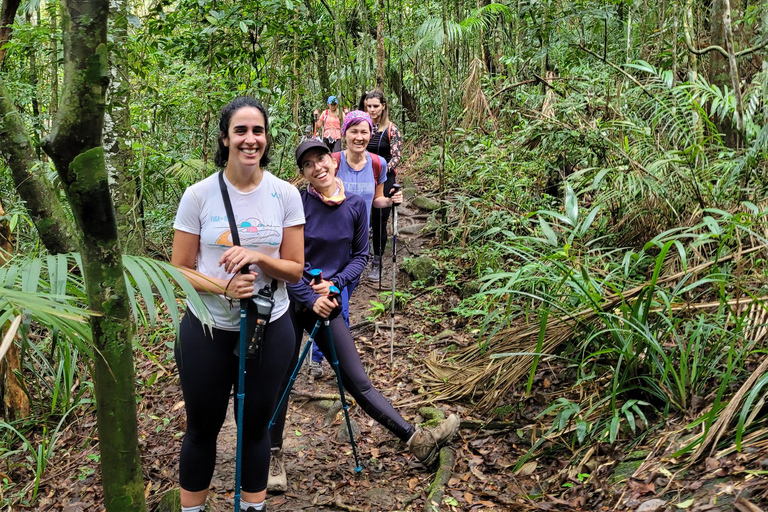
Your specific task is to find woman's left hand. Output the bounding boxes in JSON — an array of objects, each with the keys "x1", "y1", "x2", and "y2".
[
  {"x1": 390, "y1": 190, "x2": 403, "y2": 206},
  {"x1": 310, "y1": 279, "x2": 335, "y2": 296},
  {"x1": 219, "y1": 246, "x2": 262, "y2": 274}
]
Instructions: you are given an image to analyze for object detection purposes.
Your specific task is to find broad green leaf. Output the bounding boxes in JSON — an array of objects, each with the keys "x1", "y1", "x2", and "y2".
[
  {"x1": 127, "y1": 14, "x2": 141, "y2": 28},
  {"x1": 538, "y1": 217, "x2": 557, "y2": 246}
]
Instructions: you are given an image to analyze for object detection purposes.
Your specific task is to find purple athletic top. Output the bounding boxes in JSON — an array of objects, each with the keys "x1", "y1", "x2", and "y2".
[{"x1": 287, "y1": 190, "x2": 369, "y2": 309}]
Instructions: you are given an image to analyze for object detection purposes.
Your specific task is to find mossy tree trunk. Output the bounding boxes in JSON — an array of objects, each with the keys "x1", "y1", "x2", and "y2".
[
  {"x1": 37, "y1": 0, "x2": 146, "y2": 510},
  {"x1": 0, "y1": 78, "x2": 77, "y2": 255}
]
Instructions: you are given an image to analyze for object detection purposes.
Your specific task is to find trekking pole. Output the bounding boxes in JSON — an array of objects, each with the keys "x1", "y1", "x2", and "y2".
[
  {"x1": 389, "y1": 184, "x2": 401, "y2": 365},
  {"x1": 269, "y1": 270, "x2": 324, "y2": 430},
  {"x1": 326, "y1": 285, "x2": 363, "y2": 474},
  {"x1": 234, "y1": 265, "x2": 250, "y2": 512}
]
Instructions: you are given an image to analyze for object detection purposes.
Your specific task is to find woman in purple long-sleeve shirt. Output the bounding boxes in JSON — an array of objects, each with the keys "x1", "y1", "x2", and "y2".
[{"x1": 266, "y1": 139, "x2": 459, "y2": 492}]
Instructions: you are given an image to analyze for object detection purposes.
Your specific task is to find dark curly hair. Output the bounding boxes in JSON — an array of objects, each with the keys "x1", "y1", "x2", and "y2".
[{"x1": 214, "y1": 97, "x2": 271, "y2": 168}]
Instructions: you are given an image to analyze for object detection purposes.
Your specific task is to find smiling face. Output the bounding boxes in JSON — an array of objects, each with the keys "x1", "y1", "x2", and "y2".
[
  {"x1": 222, "y1": 107, "x2": 267, "y2": 171},
  {"x1": 344, "y1": 122, "x2": 371, "y2": 155},
  {"x1": 300, "y1": 149, "x2": 337, "y2": 192},
  {"x1": 364, "y1": 98, "x2": 385, "y2": 123}
]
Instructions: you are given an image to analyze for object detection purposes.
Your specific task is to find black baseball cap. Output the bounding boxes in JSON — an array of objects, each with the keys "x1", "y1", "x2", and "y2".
[{"x1": 295, "y1": 139, "x2": 331, "y2": 169}]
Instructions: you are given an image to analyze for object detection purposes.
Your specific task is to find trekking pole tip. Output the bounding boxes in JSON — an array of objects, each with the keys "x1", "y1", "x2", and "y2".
[{"x1": 354, "y1": 465, "x2": 363, "y2": 474}]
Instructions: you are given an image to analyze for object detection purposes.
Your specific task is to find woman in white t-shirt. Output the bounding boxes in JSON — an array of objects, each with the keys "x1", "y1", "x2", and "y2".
[{"x1": 171, "y1": 97, "x2": 305, "y2": 512}]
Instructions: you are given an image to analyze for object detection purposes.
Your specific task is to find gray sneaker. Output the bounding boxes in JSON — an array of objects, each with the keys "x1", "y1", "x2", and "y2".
[
  {"x1": 407, "y1": 413, "x2": 460, "y2": 467},
  {"x1": 367, "y1": 256, "x2": 382, "y2": 281},
  {"x1": 309, "y1": 360, "x2": 324, "y2": 379},
  {"x1": 267, "y1": 448, "x2": 287, "y2": 493}
]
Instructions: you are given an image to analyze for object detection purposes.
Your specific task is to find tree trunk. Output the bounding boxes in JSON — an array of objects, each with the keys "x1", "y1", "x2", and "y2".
[
  {"x1": 105, "y1": 0, "x2": 143, "y2": 254},
  {"x1": 0, "y1": 0, "x2": 21, "y2": 66},
  {"x1": 388, "y1": 67, "x2": 419, "y2": 121},
  {"x1": 316, "y1": 41, "x2": 331, "y2": 100},
  {"x1": 40, "y1": 0, "x2": 146, "y2": 509},
  {"x1": 0, "y1": 78, "x2": 77, "y2": 254},
  {"x1": 376, "y1": 0, "x2": 385, "y2": 90},
  {"x1": 709, "y1": 0, "x2": 739, "y2": 144},
  {"x1": 720, "y1": 0, "x2": 744, "y2": 137},
  {"x1": 50, "y1": 1, "x2": 59, "y2": 120},
  {"x1": 292, "y1": 8, "x2": 299, "y2": 142},
  {"x1": 0, "y1": 200, "x2": 29, "y2": 422}
]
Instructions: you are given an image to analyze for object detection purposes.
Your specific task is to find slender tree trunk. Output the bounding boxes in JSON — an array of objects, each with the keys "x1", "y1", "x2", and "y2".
[
  {"x1": 720, "y1": 0, "x2": 744, "y2": 137},
  {"x1": 40, "y1": 0, "x2": 145, "y2": 509},
  {"x1": 316, "y1": 42, "x2": 331, "y2": 99},
  {"x1": 105, "y1": 0, "x2": 142, "y2": 254},
  {"x1": 439, "y1": 0, "x2": 449, "y2": 194},
  {"x1": 709, "y1": 0, "x2": 739, "y2": 144},
  {"x1": 376, "y1": 0, "x2": 385, "y2": 90},
  {"x1": 292, "y1": 8, "x2": 299, "y2": 142},
  {"x1": 762, "y1": 0, "x2": 768, "y2": 122},
  {"x1": 0, "y1": 200, "x2": 29, "y2": 422},
  {"x1": 0, "y1": 0, "x2": 21, "y2": 66},
  {"x1": 200, "y1": 0, "x2": 215, "y2": 172},
  {"x1": 50, "y1": 1, "x2": 59, "y2": 120}
]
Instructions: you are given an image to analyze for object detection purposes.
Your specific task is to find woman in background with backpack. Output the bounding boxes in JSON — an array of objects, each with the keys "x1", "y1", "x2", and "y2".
[
  {"x1": 314, "y1": 96, "x2": 344, "y2": 152},
  {"x1": 359, "y1": 90, "x2": 403, "y2": 281}
]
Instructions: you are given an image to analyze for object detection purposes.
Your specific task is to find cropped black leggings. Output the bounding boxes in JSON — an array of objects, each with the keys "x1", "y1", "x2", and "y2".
[
  {"x1": 175, "y1": 310, "x2": 294, "y2": 493},
  {"x1": 371, "y1": 170, "x2": 397, "y2": 257},
  {"x1": 271, "y1": 305, "x2": 415, "y2": 448}
]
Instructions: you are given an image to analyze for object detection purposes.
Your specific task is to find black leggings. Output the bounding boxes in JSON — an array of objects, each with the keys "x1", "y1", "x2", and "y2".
[
  {"x1": 371, "y1": 170, "x2": 396, "y2": 257},
  {"x1": 270, "y1": 305, "x2": 415, "y2": 448},
  {"x1": 175, "y1": 310, "x2": 295, "y2": 493}
]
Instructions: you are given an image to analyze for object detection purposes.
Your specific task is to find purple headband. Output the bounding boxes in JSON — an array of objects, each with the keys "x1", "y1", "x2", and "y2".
[{"x1": 342, "y1": 110, "x2": 373, "y2": 136}]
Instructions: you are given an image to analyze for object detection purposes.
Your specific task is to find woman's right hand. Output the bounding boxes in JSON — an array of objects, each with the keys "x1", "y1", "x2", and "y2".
[
  {"x1": 224, "y1": 271, "x2": 258, "y2": 299},
  {"x1": 312, "y1": 295, "x2": 338, "y2": 318}
]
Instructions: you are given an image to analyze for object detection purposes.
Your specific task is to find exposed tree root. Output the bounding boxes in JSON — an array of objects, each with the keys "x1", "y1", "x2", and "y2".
[{"x1": 424, "y1": 447, "x2": 455, "y2": 512}]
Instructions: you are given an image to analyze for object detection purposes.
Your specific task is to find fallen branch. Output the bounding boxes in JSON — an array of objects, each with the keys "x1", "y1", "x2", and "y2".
[
  {"x1": 350, "y1": 320, "x2": 374, "y2": 331},
  {"x1": 734, "y1": 497, "x2": 766, "y2": 512},
  {"x1": 332, "y1": 495, "x2": 369, "y2": 512},
  {"x1": 291, "y1": 391, "x2": 342, "y2": 401},
  {"x1": 459, "y1": 419, "x2": 521, "y2": 430},
  {"x1": 424, "y1": 447, "x2": 456, "y2": 512}
]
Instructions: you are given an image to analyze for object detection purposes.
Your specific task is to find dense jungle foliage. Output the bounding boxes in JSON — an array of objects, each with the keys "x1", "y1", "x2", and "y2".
[{"x1": 1, "y1": 0, "x2": 768, "y2": 509}]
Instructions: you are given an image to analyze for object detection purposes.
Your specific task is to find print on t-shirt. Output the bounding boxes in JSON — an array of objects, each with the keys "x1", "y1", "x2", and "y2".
[{"x1": 213, "y1": 216, "x2": 281, "y2": 247}]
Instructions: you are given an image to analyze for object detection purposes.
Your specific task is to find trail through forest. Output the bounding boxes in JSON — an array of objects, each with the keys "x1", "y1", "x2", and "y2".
[{"x1": 25, "y1": 164, "x2": 768, "y2": 512}]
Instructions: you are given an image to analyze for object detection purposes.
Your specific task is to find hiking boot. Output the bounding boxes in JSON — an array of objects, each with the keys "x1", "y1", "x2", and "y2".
[
  {"x1": 245, "y1": 506, "x2": 267, "y2": 512},
  {"x1": 267, "y1": 448, "x2": 287, "y2": 493},
  {"x1": 309, "y1": 360, "x2": 324, "y2": 379},
  {"x1": 367, "y1": 256, "x2": 382, "y2": 281},
  {"x1": 407, "y1": 413, "x2": 460, "y2": 468}
]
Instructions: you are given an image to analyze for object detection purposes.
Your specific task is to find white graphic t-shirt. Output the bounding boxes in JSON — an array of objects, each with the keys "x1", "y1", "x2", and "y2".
[{"x1": 174, "y1": 171, "x2": 305, "y2": 330}]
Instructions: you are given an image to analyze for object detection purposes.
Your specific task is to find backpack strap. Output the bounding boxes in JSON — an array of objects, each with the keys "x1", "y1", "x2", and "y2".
[
  {"x1": 332, "y1": 151, "x2": 341, "y2": 167},
  {"x1": 369, "y1": 151, "x2": 382, "y2": 182}
]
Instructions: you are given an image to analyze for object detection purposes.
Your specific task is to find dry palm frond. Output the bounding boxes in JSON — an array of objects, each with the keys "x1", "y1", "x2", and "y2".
[
  {"x1": 407, "y1": 245, "x2": 768, "y2": 412},
  {"x1": 690, "y1": 355, "x2": 768, "y2": 463},
  {"x1": 540, "y1": 71, "x2": 557, "y2": 118},
  {"x1": 460, "y1": 57, "x2": 496, "y2": 133}
]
